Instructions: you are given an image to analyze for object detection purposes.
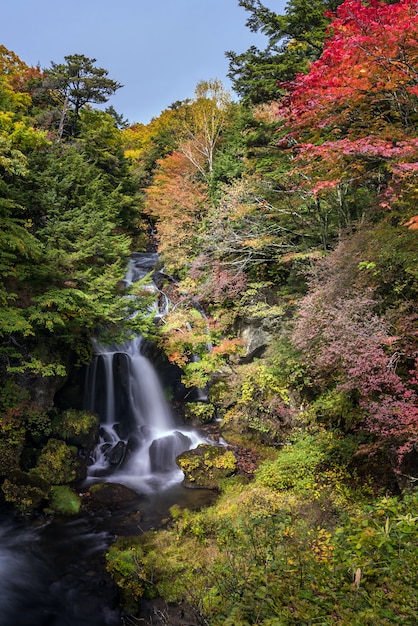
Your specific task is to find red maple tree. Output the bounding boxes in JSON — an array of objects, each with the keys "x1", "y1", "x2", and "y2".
[{"x1": 276, "y1": 0, "x2": 418, "y2": 206}]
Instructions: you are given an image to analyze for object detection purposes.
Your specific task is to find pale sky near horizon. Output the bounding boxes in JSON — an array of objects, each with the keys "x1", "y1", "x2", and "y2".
[{"x1": 2, "y1": 0, "x2": 286, "y2": 125}]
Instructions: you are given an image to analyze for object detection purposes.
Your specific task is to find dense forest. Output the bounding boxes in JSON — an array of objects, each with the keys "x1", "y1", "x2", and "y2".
[{"x1": 0, "y1": 0, "x2": 417, "y2": 624}]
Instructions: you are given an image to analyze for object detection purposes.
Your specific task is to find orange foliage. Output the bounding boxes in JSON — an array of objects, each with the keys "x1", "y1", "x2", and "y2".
[
  {"x1": 404, "y1": 215, "x2": 418, "y2": 229},
  {"x1": 145, "y1": 151, "x2": 208, "y2": 272}
]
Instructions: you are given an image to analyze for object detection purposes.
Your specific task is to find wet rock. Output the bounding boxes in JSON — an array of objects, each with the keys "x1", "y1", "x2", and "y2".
[
  {"x1": 105, "y1": 441, "x2": 126, "y2": 466},
  {"x1": 149, "y1": 432, "x2": 191, "y2": 472},
  {"x1": 52, "y1": 409, "x2": 100, "y2": 451},
  {"x1": 136, "y1": 597, "x2": 199, "y2": 626},
  {"x1": 85, "y1": 482, "x2": 140, "y2": 511}
]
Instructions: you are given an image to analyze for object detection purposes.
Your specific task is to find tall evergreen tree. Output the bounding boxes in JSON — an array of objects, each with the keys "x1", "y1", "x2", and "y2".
[
  {"x1": 226, "y1": 0, "x2": 342, "y2": 106},
  {"x1": 43, "y1": 54, "x2": 122, "y2": 139}
]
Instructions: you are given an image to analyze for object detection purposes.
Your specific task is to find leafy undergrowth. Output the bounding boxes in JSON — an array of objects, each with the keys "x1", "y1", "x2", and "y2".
[{"x1": 106, "y1": 429, "x2": 418, "y2": 625}]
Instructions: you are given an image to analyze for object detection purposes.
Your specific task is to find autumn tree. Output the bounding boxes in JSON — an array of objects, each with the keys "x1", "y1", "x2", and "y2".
[
  {"x1": 145, "y1": 151, "x2": 209, "y2": 274},
  {"x1": 291, "y1": 230, "x2": 418, "y2": 463},
  {"x1": 177, "y1": 79, "x2": 233, "y2": 184},
  {"x1": 121, "y1": 108, "x2": 180, "y2": 188},
  {"x1": 276, "y1": 0, "x2": 418, "y2": 226},
  {"x1": 0, "y1": 45, "x2": 42, "y2": 96}
]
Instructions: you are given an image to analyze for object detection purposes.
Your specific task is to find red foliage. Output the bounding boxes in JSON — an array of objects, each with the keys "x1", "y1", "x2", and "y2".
[
  {"x1": 276, "y1": 0, "x2": 418, "y2": 202},
  {"x1": 280, "y1": 0, "x2": 418, "y2": 133}
]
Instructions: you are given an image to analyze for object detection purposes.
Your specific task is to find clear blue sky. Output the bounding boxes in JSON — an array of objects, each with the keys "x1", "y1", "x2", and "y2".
[{"x1": 2, "y1": 0, "x2": 286, "y2": 124}]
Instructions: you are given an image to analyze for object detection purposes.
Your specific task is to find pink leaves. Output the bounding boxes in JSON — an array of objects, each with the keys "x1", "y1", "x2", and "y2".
[{"x1": 291, "y1": 238, "x2": 418, "y2": 460}]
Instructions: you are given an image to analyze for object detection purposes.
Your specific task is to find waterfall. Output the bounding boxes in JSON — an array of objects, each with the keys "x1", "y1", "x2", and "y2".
[{"x1": 84, "y1": 254, "x2": 208, "y2": 494}]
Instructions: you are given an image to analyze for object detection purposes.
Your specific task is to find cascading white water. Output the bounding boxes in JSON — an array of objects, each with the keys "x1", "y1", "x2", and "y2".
[
  {"x1": 86, "y1": 336, "x2": 207, "y2": 493},
  {"x1": 85, "y1": 254, "x2": 209, "y2": 494}
]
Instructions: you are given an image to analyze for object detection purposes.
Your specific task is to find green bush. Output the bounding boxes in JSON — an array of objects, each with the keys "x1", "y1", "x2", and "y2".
[
  {"x1": 25, "y1": 404, "x2": 52, "y2": 443},
  {"x1": 310, "y1": 388, "x2": 362, "y2": 430},
  {"x1": 106, "y1": 537, "x2": 148, "y2": 611},
  {"x1": 184, "y1": 401, "x2": 216, "y2": 423}
]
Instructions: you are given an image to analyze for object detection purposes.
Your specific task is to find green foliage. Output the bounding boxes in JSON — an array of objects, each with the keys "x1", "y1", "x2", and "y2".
[
  {"x1": 255, "y1": 429, "x2": 359, "y2": 498},
  {"x1": 24, "y1": 403, "x2": 52, "y2": 443},
  {"x1": 114, "y1": 447, "x2": 417, "y2": 626},
  {"x1": 46, "y1": 485, "x2": 81, "y2": 516},
  {"x1": 362, "y1": 220, "x2": 418, "y2": 305},
  {"x1": 0, "y1": 423, "x2": 25, "y2": 475},
  {"x1": 265, "y1": 334, "x2": 311, "y2": 391},
  {"x1": 43, "y1": 53, "x2": 122, "y2": 139},
  {"x1": 227, "y1": 0, "x2": 339, "y2": 106},
  {"x1": 52, "y1": 409, "x2": 99, "y2": 447},
  {"x1": 32, "y1": 438, "x2": 79, "y2": 484},
  {"x1": 0, "y1": 379, "x2": 30, "y2": 409},
  {"x1": 310, "y1": 388, "x2": 362, "y2": 430},
  {"x1": 221, "y1": 359, "x2": 293, "y2": 445},
  {"x1": 183, "y1": 401, "x2": 216, "y2": 423}
]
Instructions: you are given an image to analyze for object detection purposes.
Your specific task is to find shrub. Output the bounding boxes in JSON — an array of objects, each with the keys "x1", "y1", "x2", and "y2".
[
  {"x1": 106, "y1": 537, "x2": 148, "y2": 611},
  {"x1": 184, "y1": 401, "x2": 216, "y2": 423},
  {"x1": 25, "y1": 403, "x2": 52, "y2": 443}
]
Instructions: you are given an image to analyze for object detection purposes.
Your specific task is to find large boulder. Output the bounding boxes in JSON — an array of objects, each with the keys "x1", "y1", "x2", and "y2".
[
  {"x1": 85, "y1": 482, "x2": 140, "y2": 511},
  {"x1": 239, "y1": 324, "x2": 272, "y2": 361},
  {"x1": 1, "y1": 469, "x2": 50, "y2": 512},
  {"x1": 176, "y1": 444, "x2": 237, "y2": 489},
  {"x1": 149, "y1": 431, "x2": 191, "y2": 472}
]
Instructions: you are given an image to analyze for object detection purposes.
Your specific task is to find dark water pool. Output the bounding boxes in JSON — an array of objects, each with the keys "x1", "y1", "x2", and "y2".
[{"x1": 0, "y1": 484, "x2": 216, "y2": 626}]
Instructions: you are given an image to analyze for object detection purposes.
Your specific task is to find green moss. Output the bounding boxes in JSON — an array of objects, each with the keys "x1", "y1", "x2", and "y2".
[
  {"x1": 177, "y1": 445, "x2": 237, "y2": 489},
  {"x1": 46, "y1": 485, "x2": 81, "y2": 515}
]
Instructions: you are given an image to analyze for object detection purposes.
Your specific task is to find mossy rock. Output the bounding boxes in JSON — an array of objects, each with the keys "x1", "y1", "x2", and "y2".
[
  {"x1": 45, "y1": 485, "x2": 81, "y2": 516},
  {"x1": 176, "y1": 444, "x2": 237, "y2": 489},
  {"x1": 32, "y1": 438, "x2": 80, "y2": 485},
  {"x1": 52, "y1": 409, "x2": 100, "y2": 448},
  {"x1": 1, "y1": 469, "x2": 50, "y2": 512}
]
